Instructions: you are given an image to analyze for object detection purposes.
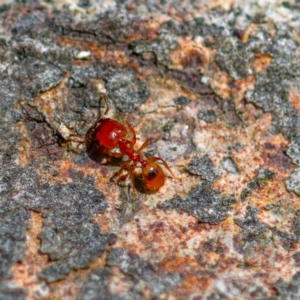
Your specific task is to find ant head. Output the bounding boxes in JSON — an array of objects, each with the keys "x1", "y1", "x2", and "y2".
[
  {"x1": 142, "y1": 159, "x2": 165, "y2": 190},
  {"x1": 94, "y1": 119, "x2": 127, "y2": 149}
]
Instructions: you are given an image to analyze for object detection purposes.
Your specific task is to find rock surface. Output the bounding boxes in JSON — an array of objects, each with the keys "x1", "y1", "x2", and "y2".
[{"x1": 1, "y1": 0, "x2": 300, "y2": 299}]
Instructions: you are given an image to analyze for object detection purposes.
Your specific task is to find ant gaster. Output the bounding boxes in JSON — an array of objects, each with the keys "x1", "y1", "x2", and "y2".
[{"x1": 86, "y1": 96, "x2": 175, "y2": 190}]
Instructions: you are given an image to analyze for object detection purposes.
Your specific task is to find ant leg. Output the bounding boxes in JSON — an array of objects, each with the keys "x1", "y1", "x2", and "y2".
[
  {"x1": 102, "y1": 94, "x2": 110, "y2": 115},
  {"x1": 138, "y1": 137, "x2": 159, "y2": 152},
  {"x1": 147, "y1": 156, "x2": 177, "y2": 179},
  {"x1": 104, "y1": 149, "x2": 124, "y2": 158},
  {"x1": 138, "y1": 139, "x2": 151, "y2": 152},
  {"x1": 138, "y1": 135, "x2": 162, "y2": 152},
  {"x1": 115, "y1": 162, "x2": 137, "y2": 195},
  {"x1": 85, "y1": 127, "x2": 94, "y2": 142},
  {"x1": 68, "y1": 134, "x2": 86, "y2": 143},
  {"x1": 111, "y1": 161, "x2": 131, "y2": 182},
  {"x1": 124, "y1": 118, "x2": 136, "y2": 146},
  {"x1": 129, "y1": 162, "x2": 138, "y2": 195},
  {"x1": 129, "y1": 162, "x2": 137, "y2": 182},
  {"x1": 116, "y1": 172, "x2": 130, "y2": 185}
]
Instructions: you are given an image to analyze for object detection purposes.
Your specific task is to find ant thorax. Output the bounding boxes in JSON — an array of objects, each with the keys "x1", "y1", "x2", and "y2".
[{"x1": 118, "y1": 139, "x2": 141, "y2": 162}]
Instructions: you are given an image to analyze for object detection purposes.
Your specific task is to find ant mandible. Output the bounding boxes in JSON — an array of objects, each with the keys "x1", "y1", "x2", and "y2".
[{"x1": 85, "y1": 95, "x2": 175, "y2": 191}]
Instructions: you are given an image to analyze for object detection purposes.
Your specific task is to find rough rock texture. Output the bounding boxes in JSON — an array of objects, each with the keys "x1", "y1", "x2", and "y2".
[
  {"x1": 159, "y1": 182, "x2": 235, "y2": 224},
  {"x1": 2, "y1": 0, "x2": 300, "y2": 299},
  {"x1": 187, "y1": 154, "x2": 220, "y2": 182}
]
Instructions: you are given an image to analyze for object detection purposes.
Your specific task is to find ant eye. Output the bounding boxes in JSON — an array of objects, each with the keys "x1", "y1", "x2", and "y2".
[
  {"x1": 142, "y1": 162, "x2": 165, "y2": 190},
  {"x1": 147, "y1": 167, "x2": 158, "y2": 180}
]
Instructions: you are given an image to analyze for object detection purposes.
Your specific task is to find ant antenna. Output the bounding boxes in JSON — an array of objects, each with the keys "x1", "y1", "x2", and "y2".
[{"x1": 102, "y1": 94, "x2": 109, "y2": 115}]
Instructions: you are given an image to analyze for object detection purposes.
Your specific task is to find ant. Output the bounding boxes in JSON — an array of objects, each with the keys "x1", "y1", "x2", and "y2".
[{"x1": 85, "y1": 95, "x2": 176, "y2": 191}]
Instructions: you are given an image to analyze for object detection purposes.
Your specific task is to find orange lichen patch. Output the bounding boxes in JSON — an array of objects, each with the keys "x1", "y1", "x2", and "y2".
[
  {"x1": 93, "y1": 199, "x2": 120, "y2": 234},
  {"x1": 194, "y1": 112, "x2": 271, "y2": 171},
  {"x1": 35, "y1": 159, "x2": 72, "y2": 184},
  {"x1": 213, "y1": 174, "x2": 245, "y2": 202},
  {"x1": 228, "y1": 115, "x2": 272, "y2": 175},
  {"x1": 247, "y1": 179, "x2": 289, "y2": 209},
  {"x1": 160, "y1": 255, "x2": 200, "y2": 274},
  {"x1": 89, "y1": 252, "x2": 108, "y2": 269},
  {"x1": 91, "y1": 47, "x2": 131, "y2": 66},
  {"x1": 169, "y1": 37, "x2": 212, "y2": 72},
  {"x1": 209, "y1": 0, "x2": 234, "y2": 10},
  {"x1": 252, "y1": 52, "x2": 272, "y2": 73},
  {"x1": 196, "y1": 113, "x2": 280, "y2": 200},
  {"x1": 174, "y1": 275, "x2": 211, "y2": 298},
  {"x1": 108, "y1": 267, "x2": 132, "y2": 295},
  {"x1": 22, "y1": 121, "x2": 64, "y2": 162},
  {"x1": 231, "y1": 75, "x2": 255, "y2": 96},
  {"x1": 233, "y1": 234, "x2": 275, "y2": 268},
  {"x1": 44, "y1": 255, "x2": 109, "y2": 299},
  {"x1": 113, "y1": 210, "x2": 199, "y2": 259},
  {"x1": 242, "y1": 23, "x2": 276, "y2": 43},
  {"x1": 31, "y1": 79, "x2": 69, "y2": 118},
  {"x1": 16, "y1": 122, "x2": 31, "y2": 167},
  {"x1": 257, "y1": 188, "x2": 300, "y2": 228},
  {"x1": 32, "y1": 94, "x2": 53, "y2": 118},
  {"x1": 93, "y1": 166, "x2": 126, "y2": 198},
  {"x1": 259, "y1": 134, "x2": 293, "y2": 179},
  {"x1": 139, "y1": 77, "x2": 187, "y2": 112},
  {"x1": 229, "y1": 75, "x2": 259, "y2": 124},
  {"x1": 42, "y1": 235, "x2": 111, "y2": 299},
  {"x1": 38, "y1": 156, "x2": 119, "y2": 192},
  {"x1": 44, "y1": 269, "x2": 89, "y2": 300},
  {"x1": 35, "y1": 74, "x2": 105, "y2": 118},
  {"x1": 11, "y1": 212, "x2": 48, "y2": 300},
  {"x1": 56, "y1": 37, "x2": 132, "y2": 67},
  {"x1": 208, "y1": 67, "x2": 232, "y2": 99},
  {"x1": 126, "y1": 19, "x2": 160, "y2": 42},
  {"x1": 34, "y1": 81, "x2": 67, "y2": 115},
  {"x1": 135, "y1": 220, "x2": 187, "y2": 253},
  {"x1": 288, "y1": 89, "x2": 300, "y2": 112},
  {"x1": 271, "y1": 253, "x2": 295, "y2": 282}
]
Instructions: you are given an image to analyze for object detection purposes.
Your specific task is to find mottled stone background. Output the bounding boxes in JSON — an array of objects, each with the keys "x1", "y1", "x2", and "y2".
[{"x1": 1, "y1": 0, "x2": 300, "y2": 299}]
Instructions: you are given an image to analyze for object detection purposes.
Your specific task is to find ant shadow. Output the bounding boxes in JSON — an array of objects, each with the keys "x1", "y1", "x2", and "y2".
[
  {"x1": 133, "y1": 173, "x2": 159, "y2": 195},
  {"x1": 86, "y1": 138, "x2": 123, "y2": 166}
]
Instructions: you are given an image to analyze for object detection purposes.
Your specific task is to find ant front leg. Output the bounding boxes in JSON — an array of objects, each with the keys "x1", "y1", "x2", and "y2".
[
  {"x1": 60, "y1": 133, "x2": 86, "y2": 154},
  {"x1": 104, "y1": 149, "x2": 124, "y2": 158},
  {"x1": 125, "y1": 118, "x2": 136, "y2": 146},
  {"x1": 137, "y1": 137, "x2": 161, "y2": 152}
]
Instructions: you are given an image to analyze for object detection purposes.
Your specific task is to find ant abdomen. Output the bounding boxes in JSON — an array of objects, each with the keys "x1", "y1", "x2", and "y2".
[{"x1": 142, "y1": 162, "x2": 165, "y2": 190}]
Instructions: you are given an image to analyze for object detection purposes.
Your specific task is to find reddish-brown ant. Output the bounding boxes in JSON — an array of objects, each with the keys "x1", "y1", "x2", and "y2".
[{"x1": 85, "y1": 96, "x2": 175, "y2": 191}]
